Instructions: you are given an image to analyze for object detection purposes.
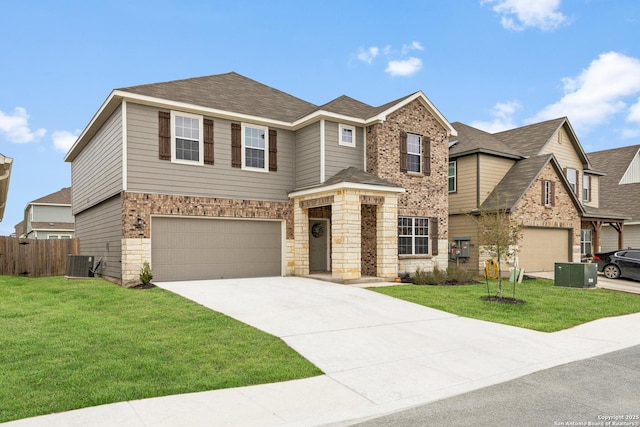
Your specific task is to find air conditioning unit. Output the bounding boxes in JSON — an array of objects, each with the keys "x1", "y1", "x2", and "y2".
[{"x1": 66, "y1": 255, "x2": 94, "y2": 278}]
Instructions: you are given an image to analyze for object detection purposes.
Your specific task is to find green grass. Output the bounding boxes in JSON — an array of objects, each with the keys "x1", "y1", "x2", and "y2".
[
  {"x1": 371, "y1": 278, "x2": 640, "y2": 332},
  {"x1": 0, "y1": 276, "x2": 322, "y2": 423}
]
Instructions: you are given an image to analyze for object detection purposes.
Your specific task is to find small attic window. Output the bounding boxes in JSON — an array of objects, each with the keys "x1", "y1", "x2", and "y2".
[{"x1": 339, "y1": 124, "x2": 356, "y2": 147}]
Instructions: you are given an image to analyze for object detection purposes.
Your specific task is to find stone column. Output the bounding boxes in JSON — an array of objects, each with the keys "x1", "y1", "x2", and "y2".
[
  {"x1": 331, "y1": 190, "x2": 361, "y2": 282},
  {"x1": 293, "y1": 201, "x2": 309, "y2": 276},
  {"x1": 377, "y1": 195, "x2": 399, "y2": 278}
]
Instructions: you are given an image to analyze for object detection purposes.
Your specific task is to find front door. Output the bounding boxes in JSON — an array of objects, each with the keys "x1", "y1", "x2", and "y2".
[{"x1": 309, "y1": 219, "x2": 329, "y2": 272}]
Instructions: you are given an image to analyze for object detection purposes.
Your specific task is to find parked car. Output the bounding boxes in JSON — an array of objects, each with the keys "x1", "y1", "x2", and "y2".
[{"x1": 593, "y1": 249, "x2": 640, "y2": 280}]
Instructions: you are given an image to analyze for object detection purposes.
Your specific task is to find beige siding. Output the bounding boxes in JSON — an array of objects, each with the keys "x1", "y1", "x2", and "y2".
[
  {"x1": 294, "y1": 122, "x2": 321, "y2": 188},
  {"x1": 449, "y1": 155, "x2": 478, "y2": 213},
  {"x1": 478, "y1": 155, "x2": 515, "y2": 205},
  {"x1": 448, "y1": 213, "x2": 481, "y2": 272},
  {"x1": 324, "y1": 121, "x2": 364, "y2": 180},
  {"x1": 541, "y1": 126, "x2": 584, "y2": 198},
  {"x1": 72, "y1": 106, "x2": 123, "y2": 214},
  {"x1": 126, "y1": 103, "x2": 294, "y2": 202},
  {"x1": 583, "y1": 174, "x2": 599, "y2": 208},
  {"x1": 75, "y1": 194, "x2": 122, "y2": 281}
]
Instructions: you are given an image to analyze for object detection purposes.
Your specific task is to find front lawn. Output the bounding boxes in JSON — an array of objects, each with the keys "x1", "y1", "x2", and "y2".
[
  {"x1": 0, "y1": 276, "x2": 322, "y2": 423},
  {"x1": 371, "y1": 278, "x2": 640, "y2": 332}
]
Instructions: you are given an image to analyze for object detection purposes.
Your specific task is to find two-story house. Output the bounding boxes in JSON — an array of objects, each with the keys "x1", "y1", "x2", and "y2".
[
  {"x1": 448, "y1": 118, "x2": 626, "y2": 273},
  {"x1": 22, "y1": 187, "x2": 75, "y2": 239},
  {"x1": 588, "y1": 144, "x2": 640, "y2": 251},
  {"x1": 64, "y1": 72, "x2": 455, "y2": 286}
]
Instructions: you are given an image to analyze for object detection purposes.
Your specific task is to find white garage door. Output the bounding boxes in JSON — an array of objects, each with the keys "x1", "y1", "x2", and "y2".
[
  {"x1": 519, "y1": 227, "x2": 570, "y2": 272},
  {"x1": 152, "y1": 217, "x2": 282, "y2": 281}
]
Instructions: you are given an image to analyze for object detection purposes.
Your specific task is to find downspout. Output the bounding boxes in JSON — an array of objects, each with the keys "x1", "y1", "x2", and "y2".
[{"x1": 122, "y1": 100, "x2": 128, "y2": 192}]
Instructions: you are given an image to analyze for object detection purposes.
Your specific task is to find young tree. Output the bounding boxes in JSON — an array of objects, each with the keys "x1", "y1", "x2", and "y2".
[{"x1": 472, "y1": 201, "x2": 524, "y2": 299}]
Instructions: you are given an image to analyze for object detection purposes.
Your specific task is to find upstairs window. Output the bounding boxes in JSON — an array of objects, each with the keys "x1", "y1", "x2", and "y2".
[
  {"x1": 583, "y1": 175, "x2": 591, "y2": 201},
  {"x1": 400, "y1": 132, "x2": 430, "y2": 175},
  {"x1": 171, "y1": 111, "x2": 203, "y2": 165},
  {"x1": 566, "y1": 168, "x2": 577, "y2": 194},
  {"x1": 448, "y1": 161, "x2": 457, "y2": 192},
  {"x1": 339, "y1": 124, "x2": 356, "y2": 147},
  {"x1": 406, "y1": 133, "x2": 422, "y2": 173},
  {"x1": 242, "y1": 124, "x2": 268, "y2": 171},
  {"x1": 542, "y1": 180, "x2": 555, "y2": 206}
]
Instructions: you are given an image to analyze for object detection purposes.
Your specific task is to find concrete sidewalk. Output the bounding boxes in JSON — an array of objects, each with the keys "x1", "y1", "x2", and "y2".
[{"x1": 4, "y1": 277, "x2": 640, "y2": 427}]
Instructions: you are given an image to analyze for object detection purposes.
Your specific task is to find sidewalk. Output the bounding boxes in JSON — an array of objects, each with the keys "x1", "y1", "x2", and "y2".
[{"x1": 4, "y1": 276, "x2": 640, "y2": 427}]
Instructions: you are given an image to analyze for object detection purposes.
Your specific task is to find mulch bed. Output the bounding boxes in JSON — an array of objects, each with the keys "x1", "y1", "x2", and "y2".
[
  {"x1": 130, "y1": 283, "x2": 157, "y2": 289},
  {"x1": 480, "y1": 295, "x2": 526, "y2": 304}
]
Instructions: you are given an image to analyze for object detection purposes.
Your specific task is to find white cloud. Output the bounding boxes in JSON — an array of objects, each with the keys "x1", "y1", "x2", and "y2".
[
  {"x1": 0, "y1": 107, "x2": 46, "y2": 143},
  {"x1": 482, "y1": 0, "x2": 566, "y2": 31},
  {"x1": 530, "y1": 52, "x2": 640, "y2": 134},
  {"x1": 401, "y1": 41, "x2": 424, "y2": 54},
  {"x1": 52, "y1": 130, "x2": 79, "y2": 152},
  {"x1": 471, "y1": 100, "x2": 521, "y2": 133},
  {"x1": 357, "y1": 46, "x2": 379, "y2": 64},
  {"x1": 385, "y1": 57, "x2": 423, "y2": 77},
  {"x1": 621, "y1": 128, "x2": 640, "y2": 139},
  {"x1": 628, "y1": 98, "x2": 640, "y2": 123}
]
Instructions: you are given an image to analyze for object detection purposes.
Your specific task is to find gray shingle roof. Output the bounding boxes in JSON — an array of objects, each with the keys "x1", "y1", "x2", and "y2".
[
  {"x1": 30, "y1": 187, "x2": 71, "y2": 205},
  {"x1": 493, "y1": 117, "x2": 566, "y2": 157},
  {"x1": 311, "y1": 95, "x2": 375, "y2": 119},
  {"x1": 450, "y1": 122, "x2": 524, "y2": 159},
  {"x1": 323, "y1": 167, "x2": 402, "y2": 188},
  {"x1": 119, "y1": 72, "x2": 318, "y2": 123},
  {"x1": 588, "y1": 144, "x2": 640, "y2": 222}
]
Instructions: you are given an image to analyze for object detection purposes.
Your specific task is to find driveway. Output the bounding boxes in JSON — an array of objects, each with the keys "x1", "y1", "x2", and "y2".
[
  {"x1": 154, "y1": 276, "x2": 640, "y2": 424},
  {"x1": 529, "y1": 271, "x2": 640, "y2": 294}
]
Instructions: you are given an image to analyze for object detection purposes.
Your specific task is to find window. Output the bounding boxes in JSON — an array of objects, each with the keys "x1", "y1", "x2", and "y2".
[
  {"x1": 581, "y1": 229, "x2": 592, "y2": 256},
  {"x1": 583, "y1": 175, "x2": 590, "y2": 201},
  {"x1": 242, "y1": 123, "x2": 268, "y2": 171},
  {"x1": 398, "y1": 217, "x2": 429, "y2": 255},
  {"x1": 171, "y1": 111, "x2": 203, "y2": 165},
  {"x1": 339, "y1": 124, "x2": 356, "y2": 147},
  {"x1": 566, "y1": 168, "x2": 577, "y2": 194},
  {"x1": 48, "y1": 234, "x2": 72, "y2": 239},
  {"x1": 544, "y1": 180, "x2": 552, "y2": 206},
  {"x1": 448, "y1": 161, "x2": 457, "y2": 192},
  {"x1": 407, "y1": 133, "x2": 421, "y2": 173}
]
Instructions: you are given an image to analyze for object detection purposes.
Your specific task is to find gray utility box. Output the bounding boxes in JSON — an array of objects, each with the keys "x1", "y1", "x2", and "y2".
[
  {"x1": 66, "y1": 255, "x2": 94, "y2": 277},
  {"x1": 554, "y1": 262, "x2": 598, "y2": 288}
]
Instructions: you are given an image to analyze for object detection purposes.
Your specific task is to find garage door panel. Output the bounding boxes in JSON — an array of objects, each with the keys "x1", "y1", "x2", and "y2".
[
  {"x1": 152, "y1": 218, "x2": 282, "y2": 281},
  {"x1": 519, "y1": 228, "x2": 569, "y2": 272}
]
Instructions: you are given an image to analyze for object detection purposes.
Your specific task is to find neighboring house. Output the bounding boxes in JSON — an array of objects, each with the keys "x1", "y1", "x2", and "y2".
[
  {"x1": 12, "y1": 221, "x2": 24, "y2": 238},
  {"x1": 448, "y1": 118, "x2": 626, "y2": 273},
  {"x1": 0, "y1": 153, "x2": 13, "y2": 223},
  {"x1": 64, "y1": 72, "x2": 456, "y2": 286},
  {"x1": 588, "y1": 144, "x2": 640, "y2": 251},
  {"x1": 23, "y1": 187, "x2": 75, "y2": 239}
]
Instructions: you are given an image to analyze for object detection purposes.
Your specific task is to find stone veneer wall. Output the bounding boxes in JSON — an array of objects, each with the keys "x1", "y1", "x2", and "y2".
[
  {"x1": 366, "y1": 99, "x2": 450, "y2": 274},
  {"x1": 120, "y1": 192, "x2": 293, "y2": 286},
  {"x1": 361, "y1": 204, "x2": 377, "y2": 276}
]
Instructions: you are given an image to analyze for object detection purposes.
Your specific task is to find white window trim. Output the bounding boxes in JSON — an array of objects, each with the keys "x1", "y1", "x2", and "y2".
[
  {"x1": 567, "y1": 168, "x2": 577, "y2": 193},
  {"x1": 47, "y1": 234, "x2": 73, "y2": 239},
  {"x1": 544, "y1": 180, "x2": 552, "y2": 206},
  {"x1": 448, "y1": 161, "x2": 457, "y2": 193},
  {"x1": 583, "y1": 175, "x2": 590, "y2": 201},
  {"x1": 407, "y1": 133, "x2": 422, "y2": 174},
  {"x1": 241, "y1": 123, "x2": 269, "y2": 173},
  {"x1": 171, "y1": 111, "x2": 204, "y2": 166},
  {"x1": 338, "y1": 123, "x2": 356, "y2": 147}
]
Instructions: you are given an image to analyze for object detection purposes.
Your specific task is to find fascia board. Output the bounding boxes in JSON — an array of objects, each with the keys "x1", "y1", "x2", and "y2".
[{"x1": 288, "y1": 182, "x2": 405, "y2": 199}]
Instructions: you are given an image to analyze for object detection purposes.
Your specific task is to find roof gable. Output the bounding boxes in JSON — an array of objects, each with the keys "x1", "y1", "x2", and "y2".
[
  {"x1": 450, "y1": 122, "x2": 524, "y2": 159},
  {"x1": 29, "y1": 187, "x2": 72, "y2": 206}
]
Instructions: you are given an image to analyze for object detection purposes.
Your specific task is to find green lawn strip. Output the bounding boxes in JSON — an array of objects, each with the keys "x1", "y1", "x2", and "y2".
[
  {"x1": 0, "y1": 276, "x2": 322, "y2": 423},
  {"x1": 371, "y1": 278, "x2": 640, "y2": 332}
]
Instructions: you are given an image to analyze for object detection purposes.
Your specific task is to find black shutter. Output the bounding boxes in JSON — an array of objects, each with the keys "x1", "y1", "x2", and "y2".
[
  {"x1": 203, "y1": 118, "x2": 214, "y2": 165},
  {"x1": 231, "y1": 123, "x2": 241, "y2": 168},
  {"x1": 158, "y1": 111, "x2": 171, "y2": 161},
  {"x1": 551, "y1": 181, "x2": 556, "y2": 206},
  {"x1": 423, "y1": 136, "x2": 431, "y2": 176},
  {"x1": 431, "y1": 217, "x2": 439, "y2": 255},
  {"x1": 400, "y1": 132, "x2": 408, "y2": 172},
  {"x1": 541, "y1": 181, "x2": 546, "y2": 205},
  {"x1": 269, "y1": 129, "x2": 277, "y2": 172}
]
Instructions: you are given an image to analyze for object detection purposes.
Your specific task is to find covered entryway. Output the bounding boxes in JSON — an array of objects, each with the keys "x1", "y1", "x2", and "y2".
[
  {"x1": 152, "y1": 217, "x2": 283, "y2": 281},
  {"x1": 519, "y1": 227, "x2": 570, "y2": 271}
]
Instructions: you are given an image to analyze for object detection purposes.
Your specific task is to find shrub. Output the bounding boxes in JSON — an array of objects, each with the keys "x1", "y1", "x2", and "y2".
[
  {"x1": 412, "y1": 266, "x2": 478, "y2": 286},
  {"x1": 139, "y1": 261, "x2": 153, "y2": 286}
]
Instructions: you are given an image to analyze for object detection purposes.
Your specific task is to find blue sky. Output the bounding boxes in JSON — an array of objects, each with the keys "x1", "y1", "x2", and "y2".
[{"x1": 1, "y1": 0, "x2": 639, "y2": 235}]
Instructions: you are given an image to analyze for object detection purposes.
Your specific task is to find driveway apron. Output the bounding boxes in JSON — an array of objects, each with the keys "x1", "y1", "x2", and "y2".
[{"x1": 156, "y1": 277, "x2": 640, "y2": 408}]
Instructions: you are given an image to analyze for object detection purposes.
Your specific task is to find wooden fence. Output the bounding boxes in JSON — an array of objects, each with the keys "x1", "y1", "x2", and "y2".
[{"x1": 0, "y1": 236, "x2": 80, "y2": 277}]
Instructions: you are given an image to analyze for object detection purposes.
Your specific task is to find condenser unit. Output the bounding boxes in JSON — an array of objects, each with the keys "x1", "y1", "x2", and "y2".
[{"x1": 66, "y1": 255, "x2": 94, "y2": 278}]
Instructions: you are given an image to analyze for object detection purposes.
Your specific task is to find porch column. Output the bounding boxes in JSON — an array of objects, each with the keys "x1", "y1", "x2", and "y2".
[
  {"x1": 293, "y1": 201, "x2": 310, "y2": 276},
  {"x1": 590, "y1": 220, "x2": 602, "y2": 254},
  {"x1": 332, "y1": 190, "x2": 361, "y2": 282},
  {"x1": 377, "y1": 195, "x2": 399, "y2": 279}
]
